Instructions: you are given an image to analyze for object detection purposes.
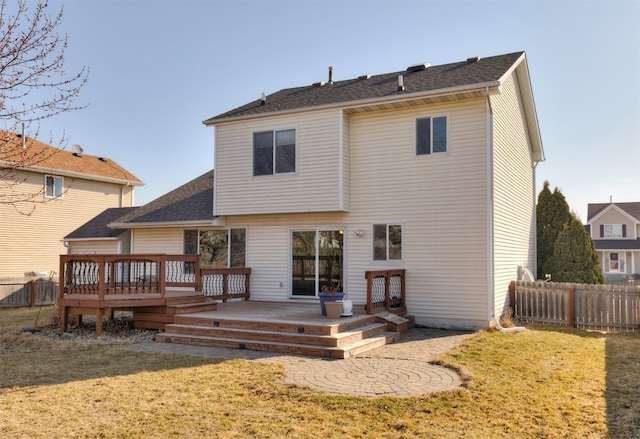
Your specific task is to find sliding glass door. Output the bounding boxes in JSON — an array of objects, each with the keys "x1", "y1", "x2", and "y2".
[{"x1": 291, "y1": 229, "x2": 343, "y2": 297}]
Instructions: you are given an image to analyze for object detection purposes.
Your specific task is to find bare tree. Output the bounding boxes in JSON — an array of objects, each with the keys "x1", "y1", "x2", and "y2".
[{"x1": 0, "y1": 0, "x2": 88, "y2": 213}]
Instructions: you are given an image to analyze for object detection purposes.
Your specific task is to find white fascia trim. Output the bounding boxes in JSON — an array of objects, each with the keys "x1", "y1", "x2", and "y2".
[
  {"x1": 0, "y1": 160, "x2": 144, "y2": 187},
  {"x1": 500, "y1": 53, "x2": 545, "y2": 162},
  {"x1": 108, "y1": 219, "x2": 222, "y2": 229},
  {"x1": 205, "y1": 81, "x2": 503, "y2": 126}
]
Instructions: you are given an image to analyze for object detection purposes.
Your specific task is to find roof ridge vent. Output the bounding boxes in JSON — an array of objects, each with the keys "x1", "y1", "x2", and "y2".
[
  {"x1": 312, "y1": 81, "x2": 326, "y2": 87},
  {"x1": 466, "y1": 56, "x2": 481, "y2": 63},
  {"x1": 406, "y1": 62, "x2": 430, "y2": 73},
  {"x1": 358, "y1": 74, "x2": 371, "y2": 80}
]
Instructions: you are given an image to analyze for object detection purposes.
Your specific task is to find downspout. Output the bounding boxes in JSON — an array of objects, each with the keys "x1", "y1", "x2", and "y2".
[
  {"x1": 486, "y1": 86, "x2": 525, "y2": 333},
  {"x1": 485, "y1": 87, "x2": 496, "y2": 326}
]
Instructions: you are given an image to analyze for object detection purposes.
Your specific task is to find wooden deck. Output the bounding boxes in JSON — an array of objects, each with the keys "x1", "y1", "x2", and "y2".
[
  {"x1": 58, "y1": 254, "x2": 409, "y2": 357},
  {"x1": 156, "y1": 301, "x2": 409, "y2": 359}
]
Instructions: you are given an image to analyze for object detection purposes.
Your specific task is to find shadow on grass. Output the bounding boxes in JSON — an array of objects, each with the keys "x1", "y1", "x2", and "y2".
[
  {"x1": 605, "y1": 332, "x2": 640, "y2": 438},
  {"x1": 524, "y1": 323, "x2": 640, "y2": 438}
]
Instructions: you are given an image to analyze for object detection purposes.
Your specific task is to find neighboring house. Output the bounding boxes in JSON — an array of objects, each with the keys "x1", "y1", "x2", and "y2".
[
  {"x1": 586, "y1": 202, "x2": 640, "y2": 282},
  {"x1": 71, "y1": 51, "x2": 544, "y2": 329},
  {"x1": 0, "y1": 131, "x2": 142, "y2": 279}
]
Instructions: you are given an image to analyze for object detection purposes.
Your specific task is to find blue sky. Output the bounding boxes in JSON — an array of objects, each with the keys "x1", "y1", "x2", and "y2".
[{"x1": 28, "y1": 0, "x2": 640, "y2": 221}]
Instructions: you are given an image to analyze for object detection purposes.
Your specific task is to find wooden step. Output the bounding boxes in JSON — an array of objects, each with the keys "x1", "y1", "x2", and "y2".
[
  {"x1": 168, "y1": 301, "x2": 218, "y2": 315},
  {"x1": 162, "y1": 322, "x2": 388, "y2": 348},
  {"x1": 155, "y1": 331, "x2": 399, "y2": 359},
  {"x1": 172, "y1": 313, "x2": 378, "y2": 335}
]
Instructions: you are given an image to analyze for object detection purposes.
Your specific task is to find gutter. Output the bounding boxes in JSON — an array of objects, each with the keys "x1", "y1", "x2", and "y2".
[
  {"x1": 0, "y1": 160, "x2": 143, "y2": 187},
  {"x1": 108, "y1": 218, "x2": 223, "y2": 229}
]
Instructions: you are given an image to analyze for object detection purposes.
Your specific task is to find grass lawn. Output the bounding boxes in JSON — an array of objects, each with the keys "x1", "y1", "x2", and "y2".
[{"x1": 0, "y1": 306, "x2": 638, "y2": 438}]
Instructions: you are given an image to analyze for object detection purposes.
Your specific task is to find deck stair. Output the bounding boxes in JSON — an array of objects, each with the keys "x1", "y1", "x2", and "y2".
[
  {"x1": 155, "y1": 302, "x2": 406, "y2": 359},
  {"x1": 133, "y1": 295, "x2": 218, "y2": 330}
]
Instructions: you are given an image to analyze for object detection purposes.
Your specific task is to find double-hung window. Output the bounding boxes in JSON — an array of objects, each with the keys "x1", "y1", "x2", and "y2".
[
  {"x1": 373, "y1": 224, "x2": 403, "y2": 261},
  {"x1": 601, "y1": 224, "x2": 625, "y2": 238},
  {"x1": 253, "y1": 129, "x2": 296, "y2": 176},
  {"x1": 45, "y1": 175, "x2": 63, "y2": 198},
  {"x1": 416, "y1": 116, "x2": 447, "y2": 155}
]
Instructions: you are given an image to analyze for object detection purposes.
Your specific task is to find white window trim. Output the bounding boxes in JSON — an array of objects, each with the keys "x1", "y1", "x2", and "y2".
[
  {"x1": 371, "y1": 223, "x2": 404, "y2": 263},
  {"x1": 415, "y1": 114, "x2": 449, "y2": 156},
  {"x1": 252, "y1": 127, "x2": 298, "y2": 176},
  {"x1": 44, "y1": 175, "x2": 64, "y2": 198}
]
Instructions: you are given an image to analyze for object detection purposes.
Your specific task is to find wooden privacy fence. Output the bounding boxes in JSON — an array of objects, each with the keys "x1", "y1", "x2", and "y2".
[
  {"x1": 0, "y1": 277, "x2": 58, "y2": 308},
  {"x1": 510, "y1": 281, "x2": 640, "y2": 332}
]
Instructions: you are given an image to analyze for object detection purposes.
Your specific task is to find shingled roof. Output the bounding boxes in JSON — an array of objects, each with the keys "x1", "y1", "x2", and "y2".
[
  {"x1": 204, "y1": 51, "x2": 525, "y2": 124},
  {"x1": 109, "y1": 170, "x2": 214, "y2": 228},
  {"x1": 588, "y1": 202, "x2": 640, "y2": 222},
  {"x1": 64, "y1": 207, "x2": 138, "y2": 240},
  {"x1": 0, "y1": 131, "x2": 142, "y2": 185}
]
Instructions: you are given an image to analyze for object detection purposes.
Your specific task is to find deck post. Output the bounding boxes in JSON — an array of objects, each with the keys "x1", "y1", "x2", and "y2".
[
  {"x1": 95, "y1": 308, "x2": 103, "y2": 335},
  {"x1": 97, "y1": 256, "x2": 106, "y2": 301},
  {"x1": 60, "y1": 305, "x2": 68, "y2": 334},
  {"x1": 158, "y1": 255, "x2": 167, "y2": 298}
]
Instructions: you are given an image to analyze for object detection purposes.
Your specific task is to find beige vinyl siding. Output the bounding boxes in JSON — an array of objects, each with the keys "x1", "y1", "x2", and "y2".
[
  {"x1": 214, "y1": 109, "x2": 344, "y2": 215},
  {"x1": 491, "y1": 71, "x2": 537, "y2": 318},
  {"x1": 591, "y1": 209, "x2": 635, "y2": 240},
  {"x1": 0, "y1": 170, "x2": 134, "y2": 278},
  {"x1": 68, "y1": 240, "x2": 120, "y2": 254},
  {"x1": 224, "y1": 213, "x2": 348, "y2": 302},
  {"x1": 131, "y1": 228, "x2": 184, "y2": 254},
  {"x1": 215, "y1": 100, "x2": 492, "y2": 328},
  {"x1": 346, "y1": 99, "x2": 490, "y2": 328}
]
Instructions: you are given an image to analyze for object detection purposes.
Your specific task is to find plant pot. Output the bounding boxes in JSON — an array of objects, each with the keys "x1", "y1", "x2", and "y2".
[
  {"x1": 324, "y1": 301, "x2": 343, "y2": 319},
  {"x1": 318, "y1": 292, "x2": 345, "y2": 315}
]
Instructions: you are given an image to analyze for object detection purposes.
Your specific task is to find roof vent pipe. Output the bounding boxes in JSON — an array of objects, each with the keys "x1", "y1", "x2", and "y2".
[
  {"x1": 260, "y1": 92, "x2": 266, "y2": 106},
  {"x1": 21, "y1": 123, "x2": 26, "y2": 149},
  {"x1": 397, "y1": 75, "x2": 405, "y2": 92},
  {"x1": 328, "y1": 66, "x2": 333, "y2": 84}
]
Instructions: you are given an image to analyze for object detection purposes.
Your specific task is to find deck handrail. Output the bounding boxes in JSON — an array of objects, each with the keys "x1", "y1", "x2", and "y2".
[
  {"x1": 200, "y1": 267, "x2": 251, "y2": 301},
  {"x1": 60, "y1": 254, "x2": 170, "y2": 300},
  {"x1": 364, "y1": 269, "x2": 406, "y2": 314}
]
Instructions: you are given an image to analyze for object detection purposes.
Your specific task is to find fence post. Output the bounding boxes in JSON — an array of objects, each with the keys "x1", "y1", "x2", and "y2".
[
  {"x1": 30, "y1": 278, "x2": 36, "y2": 307},
  {"x1": 567, "y1": 286, "x2": 575, "y2": 328},
  {"x1": 509, "y1": 281, "x2": 516, "y2": 316}
]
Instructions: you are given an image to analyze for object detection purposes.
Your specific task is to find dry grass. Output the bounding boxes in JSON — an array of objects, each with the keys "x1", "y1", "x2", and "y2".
[{"x1": 1, "y1": 306, "x2": 638, "y2": 438}]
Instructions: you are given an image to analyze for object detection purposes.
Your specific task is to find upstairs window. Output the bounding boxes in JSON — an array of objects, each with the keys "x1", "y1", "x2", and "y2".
[
  {"x1": 373, "y1": 224, "x2": 403, "y2": 261},
  {"x1": 416, "y1": 116, "x2": 448, "y2": 155},
  {"x1": 45, "y1": 175, "x2": 63, "y2": 198},
  {"x1": 601, "y1": 224, "x2": 626, "y2": 238},
  {"x1": 253, "y1": 129, "x2": 296, "y2": 176}
]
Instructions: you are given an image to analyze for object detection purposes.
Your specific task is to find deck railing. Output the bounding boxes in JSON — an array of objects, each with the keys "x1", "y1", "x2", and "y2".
[
  {"x1": 201, "y1": 268, "x2": 251, "y2": 301},
  {"x1": 364, "y1": 269, "x2": 406, "y2": 314},
  {"x1": 59, "y1": 254, "x2": 251, "y2": 302}
]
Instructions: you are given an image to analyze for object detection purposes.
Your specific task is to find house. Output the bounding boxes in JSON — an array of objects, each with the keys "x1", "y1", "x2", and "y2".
[
  {"x1": 586, "y1": 202, "x2": 640, "y2": 282},
  {"x1": 64, "y1": 170, "x2": 216, "y2": 256},
  {"x1": 69, "y1": 51, "x2": 544, "y2": 330},
  {"x1": 0, "y1": 131, "x2": 142, "y2": 279}
]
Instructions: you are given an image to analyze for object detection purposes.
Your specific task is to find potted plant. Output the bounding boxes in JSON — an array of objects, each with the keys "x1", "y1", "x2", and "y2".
[{"x1": 318, "y1": 283, "x2": 344, "y2": 316}]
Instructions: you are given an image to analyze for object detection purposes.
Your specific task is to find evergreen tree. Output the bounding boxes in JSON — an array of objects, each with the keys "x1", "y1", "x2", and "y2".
[
  {"x1": 536, "y1": 181, "x2": 571, "y2": 278},
  {"x1": 542, "y1": 214, "x2": 607, "y2": 284}
]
